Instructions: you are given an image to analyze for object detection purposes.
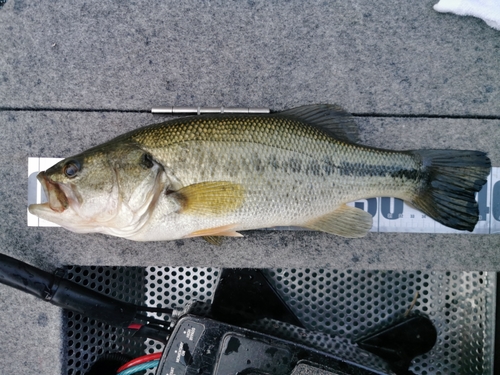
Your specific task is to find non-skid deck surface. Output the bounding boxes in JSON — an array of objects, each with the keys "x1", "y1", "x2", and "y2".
[{"x1": 1, "y1": 1, "x2": 499, "y2": 374}]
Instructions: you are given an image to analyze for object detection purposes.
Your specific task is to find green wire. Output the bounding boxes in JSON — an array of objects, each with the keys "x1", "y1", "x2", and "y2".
[{"x1": 117, "y1": 359, "x2": 159, "y2": 375}]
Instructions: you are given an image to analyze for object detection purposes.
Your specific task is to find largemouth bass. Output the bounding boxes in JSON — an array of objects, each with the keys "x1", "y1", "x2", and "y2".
[{"x1": 28, "y1": 105, "x2": 491, "y2": 242}]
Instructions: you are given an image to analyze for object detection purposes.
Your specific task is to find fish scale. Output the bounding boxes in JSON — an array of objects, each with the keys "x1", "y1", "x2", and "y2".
[{"x1": 125, "y1": 114, "x2": 424, "y2": 238}]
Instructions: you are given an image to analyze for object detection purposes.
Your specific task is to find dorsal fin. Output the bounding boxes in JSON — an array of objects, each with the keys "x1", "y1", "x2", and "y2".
[{"x1": 279, "y1": 104, "x2": 359, "y2": 143}]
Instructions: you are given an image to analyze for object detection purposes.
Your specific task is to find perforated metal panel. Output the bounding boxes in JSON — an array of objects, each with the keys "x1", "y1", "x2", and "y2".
[
  {"x1": 63, "y1": 267, "x2": 496, "y2": 375},
  {"x1": 63, "y1": 266, "x2": 147, "y2": 375},
  {"x1": 263, "y1": 270, "x2": 496, "y2": 375},
  {"x1": 143, "y1": 267, "x2": 220, "y2": 365}
]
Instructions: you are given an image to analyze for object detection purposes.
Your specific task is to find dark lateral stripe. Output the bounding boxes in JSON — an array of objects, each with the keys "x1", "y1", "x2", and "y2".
[
  {"x1": 261, "y1": 156, "x2": 419, "y2": 180},
  {"x1": 338, "y1": 161, "x2": 419, "y2": 180}
]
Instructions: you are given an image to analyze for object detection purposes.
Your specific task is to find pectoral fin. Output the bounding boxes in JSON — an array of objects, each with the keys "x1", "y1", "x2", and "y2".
[
  {"x1": 172, "y1": 181, "x2": 245, "y2": 216},
  {"x1": 304, "y1": 205, "x2": 373, "y2": 238}
]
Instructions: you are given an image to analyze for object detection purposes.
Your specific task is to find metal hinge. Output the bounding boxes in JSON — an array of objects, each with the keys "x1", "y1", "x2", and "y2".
[{"x1": 151, "y1": 106, "x2": 270, "y2": 115}]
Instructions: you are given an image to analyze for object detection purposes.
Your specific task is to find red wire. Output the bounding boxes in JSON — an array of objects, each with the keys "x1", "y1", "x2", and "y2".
[
  {"x1": 116, "y1": 352, "x2": 162, "y2": 373},
  {"x1": 127, "y1": 323, "x2": 143, "y2": 330}
]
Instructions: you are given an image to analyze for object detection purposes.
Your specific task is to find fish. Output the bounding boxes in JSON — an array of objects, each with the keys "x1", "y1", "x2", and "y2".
[{"x1": 28, "y1": 104, "x2": 491, "y2": 242}]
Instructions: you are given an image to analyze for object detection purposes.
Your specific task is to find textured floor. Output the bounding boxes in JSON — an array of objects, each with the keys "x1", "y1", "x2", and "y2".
[{"x1": 1, "y1": 0, "x2": 499, "y2": 374}]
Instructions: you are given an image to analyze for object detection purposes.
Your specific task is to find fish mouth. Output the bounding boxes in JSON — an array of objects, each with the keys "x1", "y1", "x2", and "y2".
[{"x1": 36, "y1": 171, "x2": 69, "y2": 213}]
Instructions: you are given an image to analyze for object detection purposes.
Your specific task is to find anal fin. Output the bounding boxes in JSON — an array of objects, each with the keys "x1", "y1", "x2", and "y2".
[
  {"x1": 187, "y1": 224, "x2": 243, "y2": 239},
  {"x1": 305, "y1": 205, "x2": 373, "y2": 238},
  {"x1": 202, "y1": 236, "x2": 224, "y2": 246}
]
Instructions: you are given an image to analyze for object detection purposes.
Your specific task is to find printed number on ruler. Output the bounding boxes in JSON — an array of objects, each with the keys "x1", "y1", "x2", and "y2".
[{"x1": 28, "y1": 158, "x2": 500, "y2": 233}]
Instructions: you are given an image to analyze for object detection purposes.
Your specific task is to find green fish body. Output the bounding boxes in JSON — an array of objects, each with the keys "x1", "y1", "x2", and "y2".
[{"x1": 29, "y1": 105, "x2": 491, "y2": 242}]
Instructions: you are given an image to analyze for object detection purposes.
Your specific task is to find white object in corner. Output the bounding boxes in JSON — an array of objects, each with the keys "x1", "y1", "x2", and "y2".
[{"x1": 434, "y1": 0, "x2": 500, "y2": 30}]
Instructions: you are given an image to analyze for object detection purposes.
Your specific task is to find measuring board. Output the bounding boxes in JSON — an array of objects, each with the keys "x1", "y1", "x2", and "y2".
[{"x1": 27, "y1": 157, "x2": 500, "y2": 234}]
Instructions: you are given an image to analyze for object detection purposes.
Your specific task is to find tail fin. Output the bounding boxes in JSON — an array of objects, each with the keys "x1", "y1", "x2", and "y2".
[{"x1": 409, "y1": 150, "x2": 491, "y2": 231}]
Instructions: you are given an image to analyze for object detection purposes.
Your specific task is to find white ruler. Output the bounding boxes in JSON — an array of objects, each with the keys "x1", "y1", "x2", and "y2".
[
  {"x1": 27, "y1": 157, "x2": 64, "y2": 227},
  {"x1": 27, "y1": 157, "x2": 500, "y2": 234}
]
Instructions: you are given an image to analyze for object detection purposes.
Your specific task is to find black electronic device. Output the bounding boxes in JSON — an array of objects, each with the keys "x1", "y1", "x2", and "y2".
[{"x1": 154, "y1": 314, "x2": 393, "y2": 375}]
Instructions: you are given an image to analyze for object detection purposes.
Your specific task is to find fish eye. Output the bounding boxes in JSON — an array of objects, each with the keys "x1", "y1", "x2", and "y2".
[
  {"x1": 141, "y1": 153, "x2": 154, "y2": 169},
  {"x1": 63, "y1": 161, "x2": 80, "y2": 178}
]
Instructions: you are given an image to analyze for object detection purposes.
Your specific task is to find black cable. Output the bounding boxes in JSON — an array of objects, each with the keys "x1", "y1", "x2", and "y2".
[
  {"x1": 136, "y1": 305, "x2": 174, "y2": 315},
  {"x1": 131, "y1": 325, "x2": 171, "y2": 344},
  {"x1": 0, "y1": 253, "x2": 138, "y2": 327},
  {"x1": 0, "y1": 252, "x2": 55, "y2": 299},
  {"x1": 134, "y1": 313, "x2": 170, "y2": 327},
  {"x1": 85, "y1": 352, "x2": 132, "y2": 375}
]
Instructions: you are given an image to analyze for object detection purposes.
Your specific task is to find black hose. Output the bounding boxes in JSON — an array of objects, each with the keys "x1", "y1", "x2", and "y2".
[
  {"x1": 0, "y1": 253, "x2": 138, "y2": 327},
  {"x1": 0, "y1": 252, "x2": 54, "y2": 299},
  {"x1": 85, "y1": 352, "x2": 132, "y2": 375}
]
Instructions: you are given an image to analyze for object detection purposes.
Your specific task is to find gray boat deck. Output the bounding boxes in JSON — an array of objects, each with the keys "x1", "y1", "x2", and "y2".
[{"x1": 1, "y1": 1, "x2": 499, "y2": 374}]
